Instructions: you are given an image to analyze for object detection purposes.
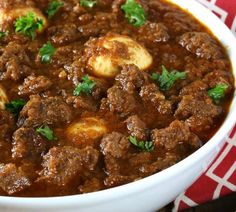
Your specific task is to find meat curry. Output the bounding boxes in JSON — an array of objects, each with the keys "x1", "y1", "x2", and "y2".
[{"x1": 0, "y1": 0, "x2": 234, "y2": 197}]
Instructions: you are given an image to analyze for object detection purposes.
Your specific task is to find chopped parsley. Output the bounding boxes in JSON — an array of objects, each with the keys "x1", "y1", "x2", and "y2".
[
  {"x1": 129, "y1": 136, "x2": 154, "y2": 152},
  {"x1": 0, "y1": 31, "x2": 8, "y2": 39},
  {"x1": 5, "y1": 99, "x2": 26, "y2": 116},
  {"x1": 80, "y1": 0, "x2": 97, "y2": 8},
  {"x1": 46, "y1": 0, "x2": 64, "y2": 18},
  {"x1": 15, "y1": 12, "x2": 44, "y2": 39},
  {"x1": 73, "y1": 75, "x2": 96, "y2": 96},
  {"x1": 36, "y1": 125, "x2": 57, "y2": 141},
  {"x1": 208, "y1": 83, "x2": 228, "y2": 104},
  {"x1": 151, "y1": 65, "x2": 186, "y2": 91},
  {"x1": 39, "y1": 42, "x2": 56, "y2": 63},
  {"x1": 121, "y1": 0, "x2": 146, "y2": 27}
]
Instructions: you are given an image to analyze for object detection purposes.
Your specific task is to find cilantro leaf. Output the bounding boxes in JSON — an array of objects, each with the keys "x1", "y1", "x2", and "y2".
[
  {"x1": 46, "y1": 0, "x2": 64, "y2": 18},
  {"x1": 151, "y1": 65, "x2": 186, "y2": 91},
  {"x1": 208, "y1": 83, "x2": 228, "y2": 104},
  {"x1": 0, "y1": 31, "x2": 8, "y2": 39},
  {"x1": 129, "y1": 136, "x2": 154, "y2": 152},
  {"x1": 121, "y1": 0, "x2": 146, "y2": 27},
  {"x1": 15, "y1": 12, "x2": 44, "y2": 39},
  {"x1": 73, "y1": 75, "x2": 96, "y2": 96},
  {"x1": 36, "y1": 125, "x2": 57, "y2": 141},
  {"x1": 5, "y1": 99, "x2": 26, "y2": 116},
  {"x1": 39, "y1": 42, "x2": 56, "y2": 63},
  {"x1": 80, "y1": 0, "x2": 96, "y2": 8}
]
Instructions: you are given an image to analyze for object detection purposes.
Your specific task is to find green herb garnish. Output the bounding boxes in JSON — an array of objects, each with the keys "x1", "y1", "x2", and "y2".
[
  {"x1": 80, "y1": 0, "x2": 96, "y2": 8},
  {"x1": 121, "y1": 0, "x2": 146, "y2": 27},
  {"x1": 36, "y1": 125, "x2": 57, "y2": 141},
  {"x1": 46, "y1": 0, "x2": 64, "y2": 18},
  {"x1": 73, "y1": 75, "x2": 96, "y2": 96},
  {"x1": 129, "y1": 136, "x2": 154, "y2": 152},
  {"x1": 208, "y1": 83, "x2": 228, "y2": 104},
  {"x1": 39, "y1": 42, "x2": 56, "y2": 63},
  {"x1": 0, "y1": 31, "x2": 8, "y2": 39},
  {"x1": 15, "y1": 12, "x2": 44, "y2": 39},
  {"x1": 5, "y1": 99, "x2": 26, "y2": 116},
  {"x1": 151, "y1": 65, "x2": 186, "y2": 91}
]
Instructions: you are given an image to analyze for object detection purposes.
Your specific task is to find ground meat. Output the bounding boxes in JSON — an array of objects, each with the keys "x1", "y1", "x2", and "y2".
[
  {"x1": 151, "y1": 120, "x2": 201, "y2": 150},
  {"x1": 12, "y1": 128, "x2": 47, "y2": 160},
  {"x1": 179, "y1": 32, "x2": 223, "y2": 60},
  {"x1": 100, "y1": 85, "x2": 137, "y2": 117},
  {"x1": 0, "y1": 163, "x2": 31, "y2": 195},
  {"x1": 175, "y1": 95, "x2": 222, "y2": 134},
  {"x1": 101, "y1": 132, "x2": 138, "y2": 186},
  {"x1": 104, "y1": 175, "x2": 137, "y2": 187},
  {"x1": 18, "y1": 75, "x2": 52, "y2": 96},
  {"x1": 66, "y1": 96, "x2": 98, "y2": 112},
  {"x1": 115, "y1": 64, "x2": 150, "y2": 94},
  {"x1": 0, "y1": 0, "x2": 47, "y2": 9},
  {"x1": 100, "y1": 132, "x2": 130, "y2": 159},
  {"x1": 38, "y1": 146, "x2": 99, "y2": 186},
  {"x1": 0, "y1": 110, "x2": 14, "y2": 162},
  {"x1": 164, "y1": 12, "x2": 202, "y2": 34},
  {"x1": 78, "y1": 13, "x2": 119, "y2": 38},
  {"x1": 140, "y1": 83, "x2": 172, "y2": 115},
  {"x1": 51, "y1": 43, "x2": 84, "y2": 69},
  {"x1": 148, "y1": 0, "x2": 176, "y2": 12},
  {"x1": 79, "y1": 177, "x2": 102, "y2": 193},
  {"x1": 139, "y1": 153, "x2": 180, "y2": 175},
  {"x1": 0, "y1": 42, "x2": 33, "y2": 81},
  {"x1": 47, "y1": 24, "x2": 79, "y2": 45},
  {"x1": 0, "y1": 110, "x2": 15, "y2": 141},
  {"x1": 91, "y1": 78, "x2": 110, "y2": 100},
  {"x1": 180, "y1": 80, "x2": 208, "y2": 96},
  {"x1": 125, "y1": 115, "x2": 148, "y2": 140},
  {"x1": 138, "y1": 22, "x2": 169, "y2": 45},
  {"x1": 203, "y1": 70, "x2": 234, "y2": 93},
  {"x1": 18, "y1": 95, "x2": 72, "y2": 127},
  {"x1": 184, "y1": 57, "x2": 230, "y2": 82},
  {"x1": 64, "y1": 59, "x2": 86, "y2": 85}
]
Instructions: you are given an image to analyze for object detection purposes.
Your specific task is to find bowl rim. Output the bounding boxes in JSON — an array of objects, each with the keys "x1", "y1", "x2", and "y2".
[{"x1": 0, "y1": 0, "x2": 235, "y2": 207}]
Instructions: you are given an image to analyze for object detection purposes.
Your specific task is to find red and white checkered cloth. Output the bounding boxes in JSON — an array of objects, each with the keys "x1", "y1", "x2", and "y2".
[{"x1": 174, "y1": 0, "x2": 236, "y2": 210}]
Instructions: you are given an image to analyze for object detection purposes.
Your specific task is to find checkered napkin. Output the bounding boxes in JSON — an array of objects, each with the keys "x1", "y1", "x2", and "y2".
[{"x1": 174, "y1": 0, "x2": 236, "y2": 210}]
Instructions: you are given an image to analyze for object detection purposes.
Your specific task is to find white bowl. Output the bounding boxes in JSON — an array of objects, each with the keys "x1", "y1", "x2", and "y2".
[{"x1": 1, "y1": 0, "x2": 236, "y2": 211}]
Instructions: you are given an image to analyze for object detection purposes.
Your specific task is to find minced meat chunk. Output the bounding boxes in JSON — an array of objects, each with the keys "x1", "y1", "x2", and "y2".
[
  {"x1": 18, "y1": 75, "x2": 52, "y2": 96},
  {"x1": 12, "y1": 128, "x2": 47, "y2": 160},
  {"x1": 104, "y1": 175, "x2": 136, "y2": 187},
  {"x1": 18, "y1": 95, "x2": 72, "y2": 127},
  {"x1": 38, "y1": 146, "x2": 99, "y2": 186},
  {"x1": 47, "y1": 24, "x2": 79, "y2": 45},
  {"x1": 175, "y1": 95, "x2": 222, "y2": 133},
  {"x1": 91, "y1": 78, "x2": 110, "y2": 100},
  {"x1": 203, "y1": 70, "x2": 234, "y2": 93},
  {"x1": 179, "y1": 32, "x2": 223, "y2": 60},
  {"x1": 0, "y1": 110, "x2": 15, "y2": 141},
  {"x1": 66, "y1": 95, "x2": 98, "y2": 112},
  {"x1": 125, "y1": 115, "x2": 149, "y2": 140},
  {"x1": 100, "y1": 132, "x2": 130, "y2": 159},
  {"x1": 164, "y1": 12, "x2": 201, "y2": 34},
  {"x1": 151, "y1": 120, "x2": 201, "y2": 150},
  {"x1": 139, "y1": 153, "x2": 180, "y2": 175},
  {"x1": 138, "y1": 22, "x2": 170, "y2": 44},
  {"x1": 0, "y1": 163, "x2": 31, "y2": 195},
  {"x1": 140, "y1": 83, "x2": 172, "y2": 115},
  {"x1": 79, "y1": 177, "x2": 102, "y2": 193},
  {"x1": 0, "y1": 42, "x2": 33, "y2": 81},
  {"x1": 100, "y1": 85, "x2": 137, "y2": 117},
  {"x1": 115, "y1": 64, "x2": 150, "y2": 94},
  {"x1": 180, "y1": 80, "x2": 208, "y2": 96}
]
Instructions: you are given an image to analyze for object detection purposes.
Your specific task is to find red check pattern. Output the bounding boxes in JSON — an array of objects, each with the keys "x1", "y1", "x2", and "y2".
[{"x1": 174, "y1": 1, "x2": 236, "y2": 210}]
